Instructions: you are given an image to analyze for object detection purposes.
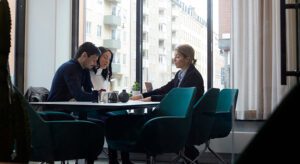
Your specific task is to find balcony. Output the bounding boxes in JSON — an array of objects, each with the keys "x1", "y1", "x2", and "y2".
[
  {"x1": 106, "y1": 0, "x2": 121, "y2": 3},
  {"x1": 159, "y1": 48, "x2": 166, "y2": 55},
  {"x1": 172, "y1": 38, "x2": 180, "y2": 45},
  {"x1": 159, "y1": 0, "x2": 169, "y2": 10},
  {"x1": 143, "y1": 6, "x2": 149, "y2": 15},
  {"x1": 171, "y1": 8, "x2": 180, "y2": 17},
  {"x1": 172, "y1": 22, "x2": 180, "y2": 31},
  {"x1": 158, "y1": 32, "x2": 167, "y2": 39},
  {"x1": 143, "y1": 42, "x2": 149, "y2": 50},
  {"x1": 143, "y1": 24, "x2": 149, "y2": 32},
  {"x1": 143, "y1": 59, "x2": 149, "y2": 68},
  {"x1": 159, "y1": 17, "x2": 167, "y2": 23},
  {"x1": 103, "y1": 39, "x2": 121, "y2": 50},
  {"x1": 218, "y1": 38, "x2": 231, "y2": 52},
  {"x1": 112, "y1": 63, "x2": 121, "y2": 73},
  {"x1": 104, "y1": 15, "x2": 121, "y2": 27}
]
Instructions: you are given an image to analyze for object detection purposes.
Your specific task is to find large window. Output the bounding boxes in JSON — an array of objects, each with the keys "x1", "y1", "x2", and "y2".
[
  {"x1": 79, "y1": 0, "x2": 136, "y2": 91},
  {"x1": 143, "y1": 0, "x2": 208, "y2": 90},
  {"x1": 212, "y1": 0, "x2": 232, "y2": 89},
  {"x1": 78, "y1": 0, "x2": 232, "y2": 93}
]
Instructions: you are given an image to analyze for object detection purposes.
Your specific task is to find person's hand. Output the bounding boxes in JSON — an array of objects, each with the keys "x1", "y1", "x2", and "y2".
[
  {"x1": 98, "y1": 89, "x2": 106, "y2": 95},
  {"x1": 140, "y1": 97, "x2": 151, "y2": 102},
  {"x1": 130, "y1": 94, "x2": 143, "y2": 100}
]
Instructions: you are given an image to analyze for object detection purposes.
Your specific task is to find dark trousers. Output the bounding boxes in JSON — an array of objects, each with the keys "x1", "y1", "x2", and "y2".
[{"x1": 108, "y1": 147, "x2": 132, "y2": 164}]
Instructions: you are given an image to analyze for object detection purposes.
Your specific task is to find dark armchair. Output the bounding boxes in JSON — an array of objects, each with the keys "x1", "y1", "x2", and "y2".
[
  {"x1": 105, "y1": 87, "x2": 196, "y2": 164},
  {"x1": 16, "y1": 88, "x2": 105, "y2": 163},
  {"x1": 208, "y1": 89, "x2": 239, "y2": 163},
  {"x1": 183, "y1": 88, "x2": 220, "y2": 163}
]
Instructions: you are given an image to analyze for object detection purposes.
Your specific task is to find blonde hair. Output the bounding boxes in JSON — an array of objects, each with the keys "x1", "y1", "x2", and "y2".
[{"x1": 175, "y1": 44, "x2": 197, "y2": 65}]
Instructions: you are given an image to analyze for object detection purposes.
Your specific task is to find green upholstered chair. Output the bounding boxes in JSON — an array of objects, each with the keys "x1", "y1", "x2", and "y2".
[
  {"x1": 105, "y1": 87, "x2": 196, "y2": 164},
  {"x1": 15, "y1": 88, "x2": 105, "y2": 163},
  {"x1": 208, "y1": 89, "x2": 239, "y2": 163},
  {"x1": 183, "y1": 88, "x2": 220, "y2": 163},
  {"x1": 25, "y1": 86, "x2": 76, "y2": 121}
]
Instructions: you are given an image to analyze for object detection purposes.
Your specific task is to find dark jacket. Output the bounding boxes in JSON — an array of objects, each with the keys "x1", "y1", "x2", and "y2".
[
  {"x1": 143, "y1": 64, "x2": 204, "y2": 102},
  {"x1": 47, "y1": 59, "x2": 98, "y2": 102}
]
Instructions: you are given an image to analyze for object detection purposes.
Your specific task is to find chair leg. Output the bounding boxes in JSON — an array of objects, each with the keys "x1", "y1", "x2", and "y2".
[
  {"x1": 172, "y1": 148, "x2": 196, "y2": 164},
  {"x1": 85, "y1": 159, "x2": 95, "y2": 164},
  {"x1": 171, "y1": 151, "x2": 181, "y2": 163},
  {"x1": 207, "y1": 143, "x2": 227, "y2": 164},
  {"x1": 146, "y1": 155, "x2": 156, "y2": 164},
  {"x1": 188, "y1": 142, "x2": 209, "y2": 164}
]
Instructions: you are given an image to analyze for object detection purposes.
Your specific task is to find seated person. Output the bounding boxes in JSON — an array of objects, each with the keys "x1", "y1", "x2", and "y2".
[
  {"x1": 121, "y1": 44, "x2": 205, "y2": 163},
  {"x1": 89, "y1": 46, "x2": 132, "y2": 164},
  {"x1": 131, "y1": 44, "x2": 204, "y2": 102},
  {"x1": 47, "y1": 41, "x2": 101, "y2": 102}
]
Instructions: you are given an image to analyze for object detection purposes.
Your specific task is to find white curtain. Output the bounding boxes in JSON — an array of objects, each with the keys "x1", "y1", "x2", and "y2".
[{"x1": 232, "y1": 0, "x2": 297, "y2": 120}]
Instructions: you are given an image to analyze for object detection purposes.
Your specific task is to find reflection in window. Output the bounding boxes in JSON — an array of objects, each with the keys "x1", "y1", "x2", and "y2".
[
  {"x1": 86, "y1": 21, "x2": 91, "y2": 34},
  {"x1": 112, "y1": 29, "x2": 120, "y2": 40},
  {"x1": 142, "y1": 32, "x2": 148, "y2": 42},
  {"x1": 96, "y1": 25, "x2": 101, "y2": 37},
  {"x1": 112, "y1": 6, "x2": 120, "y2": 16},
  {"x1": 159, "y1": 23, "x2": 166, "y2": 32}
]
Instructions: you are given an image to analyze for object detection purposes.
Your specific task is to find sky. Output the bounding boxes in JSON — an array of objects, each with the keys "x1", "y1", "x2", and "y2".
[{"x1": 183, "y1": 0, "x2": 219, "y2": 33}]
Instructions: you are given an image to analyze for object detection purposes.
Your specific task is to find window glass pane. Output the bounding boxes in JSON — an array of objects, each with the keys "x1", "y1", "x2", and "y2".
[
  {"x1": 8, "y1": 0, "x2": 16, "y2": 84},
  {"x1": 143, "y1": 0, "x2": 208, "y2": 91},
  {"x1": 79, "y1": 0, "x2": 136, "y2": 91},
  {"x1": 213, "y1": 0, "x2": 231, "y2": 89}
]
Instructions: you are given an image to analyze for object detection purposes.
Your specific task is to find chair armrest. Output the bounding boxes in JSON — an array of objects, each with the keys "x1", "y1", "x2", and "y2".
[
  {"x1": 46, "y1": 120, "x2": 104, "y2": 137},
  {"x1": 138, "y1": 116, "x2": 189, "y2": 153},
  {"x1": 214, "y1": 112, "x2": 232, "y2": 122},
  {"x1": 46, "y1": 120, "x2": 105, "y2": 158}
]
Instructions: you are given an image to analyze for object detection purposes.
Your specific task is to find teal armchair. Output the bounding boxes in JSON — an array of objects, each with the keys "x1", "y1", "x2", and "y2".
[
  {"x1": 105, "y1": 87, "x2": 196, "y2": 163},
  {"x1": 183, "y1": 88, "x2": 220, "y2": 163},
  {"x1": 16, "y1": 89, "x2": 105, "y2": 163},
  {"x1": 208, "y1": 89, "x2": 239, "y2": 163}
]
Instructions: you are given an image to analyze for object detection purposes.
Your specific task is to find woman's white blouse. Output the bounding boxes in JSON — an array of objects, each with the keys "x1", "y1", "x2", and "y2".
[{"x1": 90, "y1": 68, "x2": 110, "y2": 91}]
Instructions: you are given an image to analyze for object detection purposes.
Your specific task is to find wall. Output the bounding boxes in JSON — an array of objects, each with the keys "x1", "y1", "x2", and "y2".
[{"x1": 25, "y1": 0, "x2": 72, "y2": 91}]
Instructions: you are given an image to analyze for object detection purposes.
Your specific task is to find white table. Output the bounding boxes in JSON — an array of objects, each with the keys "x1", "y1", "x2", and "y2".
[{"x1": 29, "y1": 100, "x2": 160, "y2": 119}]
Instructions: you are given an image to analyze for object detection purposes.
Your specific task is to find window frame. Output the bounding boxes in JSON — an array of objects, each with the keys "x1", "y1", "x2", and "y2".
[{"x1": 14, "y1": 0, "x2": 214, "y2": 93}]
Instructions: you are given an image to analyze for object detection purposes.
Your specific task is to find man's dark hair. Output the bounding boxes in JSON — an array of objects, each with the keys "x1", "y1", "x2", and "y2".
[{"x1": 74, "y1": 42, "x2": 102, "y2": 59}]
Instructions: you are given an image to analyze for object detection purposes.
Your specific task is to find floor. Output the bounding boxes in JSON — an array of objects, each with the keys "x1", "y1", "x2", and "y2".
[
  {"x1": 30, "y1": 152, "x2": 231, "y2": 164},
  {"x1": 29, "y1": 120, "x2": 263, "y2": 164}
]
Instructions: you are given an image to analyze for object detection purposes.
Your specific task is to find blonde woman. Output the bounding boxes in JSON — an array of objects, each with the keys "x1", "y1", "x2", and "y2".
[
  {"x1": 131, "y1": 44, "x2": 204, "y2": 102},
  {"x1": 129, "y1": 44, "x2": 204, "y2": 162}
]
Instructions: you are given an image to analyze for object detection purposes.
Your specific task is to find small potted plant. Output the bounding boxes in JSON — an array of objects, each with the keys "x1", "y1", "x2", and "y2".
[{"x1": 131, "y1": 82, "x2": 141, "y2": 96}]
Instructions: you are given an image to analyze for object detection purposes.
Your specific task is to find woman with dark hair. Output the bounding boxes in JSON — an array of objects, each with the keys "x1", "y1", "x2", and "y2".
[
  {"x1": 90, "y1": 46, "x2": 113, "y2": 91},
  {"x1": 89, "y1": 47, "x2": 133, "y2": 164}
]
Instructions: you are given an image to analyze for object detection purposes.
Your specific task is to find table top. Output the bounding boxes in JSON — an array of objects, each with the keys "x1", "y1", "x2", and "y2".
[{"x1": 29, "y1": 100, "x2": 160, "y2": 112}]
